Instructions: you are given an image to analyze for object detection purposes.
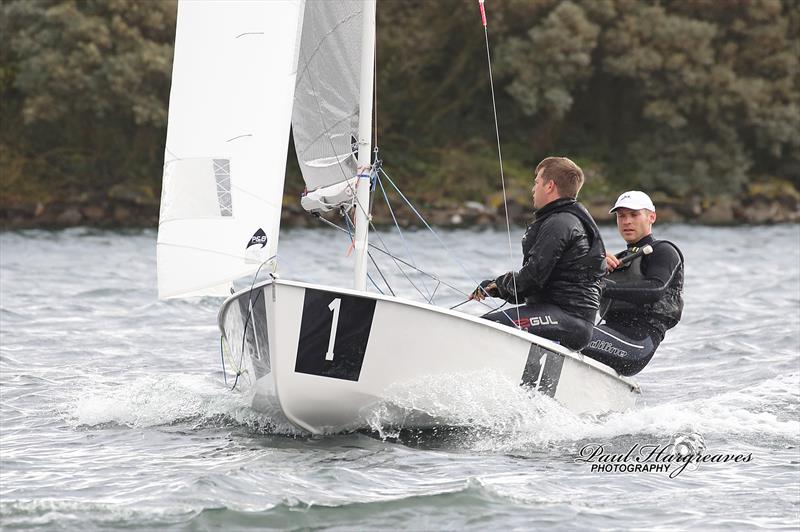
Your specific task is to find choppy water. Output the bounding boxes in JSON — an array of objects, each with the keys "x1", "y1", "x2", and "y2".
[{"x1": 1, "y1": 224, "x2": 798, "y2": 530}]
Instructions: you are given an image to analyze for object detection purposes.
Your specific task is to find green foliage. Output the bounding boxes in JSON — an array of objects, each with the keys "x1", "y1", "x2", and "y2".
[
  {"x1": 5, "y1": 0, "x2": 174, "y2": 125},
  {"x1": 1, "y1": 0, "x2": 175, "y2": 200},
  {"x1": 0, "y1": 0, "x2": 797, "y2": 212},
  {"x1": 498, "y1": 0, "x2": 800, "y2": 195},
  {"x1": 499, "y1": 1, "x2": 600, "y2": 119}
]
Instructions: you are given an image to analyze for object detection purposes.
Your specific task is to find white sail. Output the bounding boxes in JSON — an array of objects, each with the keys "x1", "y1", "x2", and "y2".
[
  {"x1": 292, "y1": 0, "x2": 364, "y2": 193},
  {"x1": 157, "y1": 0, "x2": 305, "y2": 299}
]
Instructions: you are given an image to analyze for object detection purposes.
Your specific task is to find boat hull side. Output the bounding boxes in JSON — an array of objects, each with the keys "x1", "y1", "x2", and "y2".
[{"x1": 219, "y1": 279, "x2": 639, "y2": 433}]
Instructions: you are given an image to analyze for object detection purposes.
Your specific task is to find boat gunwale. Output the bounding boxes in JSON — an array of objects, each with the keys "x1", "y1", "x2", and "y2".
[{"x1": 217, "y1": 277, "x2": 641, "y2": 393}]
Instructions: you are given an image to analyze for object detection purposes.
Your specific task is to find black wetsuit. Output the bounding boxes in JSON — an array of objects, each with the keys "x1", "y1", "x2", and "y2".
[
  {"x1": 581, "y1": 234, "x2": 684, "y2": 375},
  {"x1": 483, "y1": 198, "x2": 606, "y2": 350}
]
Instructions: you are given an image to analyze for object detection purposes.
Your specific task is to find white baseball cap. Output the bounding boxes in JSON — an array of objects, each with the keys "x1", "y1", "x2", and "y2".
[{"x1": 609, "y1": 190, "x2": 656, "y2": 213}]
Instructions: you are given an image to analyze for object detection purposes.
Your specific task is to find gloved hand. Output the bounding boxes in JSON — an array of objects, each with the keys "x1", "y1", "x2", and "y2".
[
  {"x1": 469, "y1": 279, "x2": 498, "y2": 301},
  {"x1": 494, "y1": 271, "x2": 522, "y2": 304}
]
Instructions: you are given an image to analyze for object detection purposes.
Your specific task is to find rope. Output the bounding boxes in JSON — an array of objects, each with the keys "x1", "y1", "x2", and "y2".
[{"x1": 480, "y1": 1, "x2": 521, "y2": 324}]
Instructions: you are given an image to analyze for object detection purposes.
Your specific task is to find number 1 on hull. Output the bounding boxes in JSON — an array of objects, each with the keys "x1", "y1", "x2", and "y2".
[{"x1": 326, "y1": 298, "x2": 341, "y2": 360}]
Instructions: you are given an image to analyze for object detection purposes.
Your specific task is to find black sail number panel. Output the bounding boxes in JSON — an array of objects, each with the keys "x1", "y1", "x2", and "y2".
[
  {"x1": 295, "y1": 289, "x2": 376, "y2": 381},
  {"x1": 521, "y1": 344, "x2": 564, "y2": 397}
]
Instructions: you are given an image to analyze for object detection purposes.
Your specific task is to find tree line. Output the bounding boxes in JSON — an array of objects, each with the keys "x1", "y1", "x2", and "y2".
[{"x1": 1, "y1": 0, "x2": 798, "y2": 219}]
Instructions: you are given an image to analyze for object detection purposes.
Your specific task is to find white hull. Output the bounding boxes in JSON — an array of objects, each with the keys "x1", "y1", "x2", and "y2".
[{"x1": 218, "y1": 279, "x2": 639, "y2": 434}]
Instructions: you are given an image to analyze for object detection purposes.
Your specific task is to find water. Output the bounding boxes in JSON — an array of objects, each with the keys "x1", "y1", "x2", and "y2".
[{"x1": 1, "y1": 225, "x2": 798, "y2": 530}]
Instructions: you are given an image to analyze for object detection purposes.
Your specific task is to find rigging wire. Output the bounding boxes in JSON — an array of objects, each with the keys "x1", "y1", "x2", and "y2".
[
  {"x1": 341, "y1": 208, "x2": 391, "y2": 295},
  {"x1": 378, "y1": 168, "x2": 518, "y2": 325},
  {"x1": 376, "y1": 173, "x2": 433, "y2": 301},
  {"x1": 368, "y1": 251, "x2": 392, "y2": 295},
  {"x1": 344, "y1": 198, "x2": 430, "y2": 301},
  {"x1": 315, "y1": 213, "x2": 450, "y2": 289},
  {"x1": 313, "y1": 213, "x2": 510, "y2": 315},
  {"x1": 479, "y1": 0, "x2": 521, "y2": 323}
]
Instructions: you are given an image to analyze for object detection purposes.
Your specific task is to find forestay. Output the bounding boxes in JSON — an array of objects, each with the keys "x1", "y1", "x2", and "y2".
[
  {"x1": 157, "y1": 0, "x2": 304, "y2": 299},
  {"x1": 292, "y1": 0, "x2": 364, "y2": 194}
]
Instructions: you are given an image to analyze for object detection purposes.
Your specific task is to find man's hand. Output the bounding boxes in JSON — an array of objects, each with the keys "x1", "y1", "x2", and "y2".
[
  {"x1": 605, "y1": 253, "x2": 621, "y2": 272},
  {"x1": 469, "y1": 280, "x2": 497, "y2": 301}
]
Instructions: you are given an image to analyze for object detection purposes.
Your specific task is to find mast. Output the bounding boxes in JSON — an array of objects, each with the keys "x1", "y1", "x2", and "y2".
[{"x1": 353, "y1": 0, "x2": 376, "y2": 291}]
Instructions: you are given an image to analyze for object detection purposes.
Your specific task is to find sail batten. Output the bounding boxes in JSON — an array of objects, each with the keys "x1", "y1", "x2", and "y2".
[{"x1": 157, "y1": 0, "x2": 305, "y2": 300}]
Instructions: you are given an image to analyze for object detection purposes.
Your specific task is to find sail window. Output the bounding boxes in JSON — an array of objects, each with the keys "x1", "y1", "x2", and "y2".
[
  {"x1": 213, "y1": 159, "x2": 233, "y2": 216},
  {"x1": 160, "y1": 157, "x2": 234, "y2": 222}
]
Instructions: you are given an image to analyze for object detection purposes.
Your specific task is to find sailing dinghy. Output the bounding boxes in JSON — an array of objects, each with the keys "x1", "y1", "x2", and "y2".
[{"x1": 157, "y1": 0, "x2": 639, "y2": 434}]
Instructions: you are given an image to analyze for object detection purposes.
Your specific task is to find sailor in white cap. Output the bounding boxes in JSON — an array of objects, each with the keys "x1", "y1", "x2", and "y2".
[
  {"x1": 581, "y1": 191, "x2": 685, "y2": 375},
  {"x1": 607, "y1": 190, "x2": 657, "y2": 254}
]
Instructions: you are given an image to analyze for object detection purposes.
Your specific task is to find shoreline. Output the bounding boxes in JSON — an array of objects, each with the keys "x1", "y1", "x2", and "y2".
[{"x1": 1, "y1": 194, "x2": 797, "y2": 230}]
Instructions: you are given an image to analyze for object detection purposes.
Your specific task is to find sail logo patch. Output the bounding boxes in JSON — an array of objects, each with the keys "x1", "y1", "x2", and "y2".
[{"x1": 247, "y1": 228, "x2": 267, "y2": 249}]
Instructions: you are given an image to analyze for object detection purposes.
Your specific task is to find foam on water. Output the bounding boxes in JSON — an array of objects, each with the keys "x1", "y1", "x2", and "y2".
[
  {"x1": 67, "y1": 374, "x2": 301, "y2": 435},
  {"x1": 361, "y1": 369, "x2": 799, "y2": 450},
  {"x1": 66, "y1": 367, "x2": 799, "y2": 454}
]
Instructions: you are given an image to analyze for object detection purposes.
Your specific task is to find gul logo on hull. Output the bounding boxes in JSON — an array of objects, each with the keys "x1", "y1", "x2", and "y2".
[
  {"x1": 512, "y1": 315, "x2": 559, "y2": 329},
  {"x1": 247, "y1": 228, "x2": 267, "y2": 250}
]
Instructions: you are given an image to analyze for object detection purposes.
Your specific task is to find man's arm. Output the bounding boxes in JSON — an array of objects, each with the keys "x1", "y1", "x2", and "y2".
[
  {"x1": 603, "y1": 243, "x2": 681, "y2": 304},
  {"x1": 495, "y1": 214, "x2": 578, "y2": 301}
]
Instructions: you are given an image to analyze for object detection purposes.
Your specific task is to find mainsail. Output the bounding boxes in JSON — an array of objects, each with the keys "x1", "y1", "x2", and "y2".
[
  {"x1": 157, "y1": 0, "x2": 305, "y2": 299},
  {"x1": 292, "y1": 1, "x2": 364, "y2": 194}
]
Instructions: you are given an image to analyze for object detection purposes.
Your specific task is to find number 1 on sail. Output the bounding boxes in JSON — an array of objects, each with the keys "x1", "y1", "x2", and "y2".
[{"x1": 326, "y1": 298, "x2": 341, "y2": 360}]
